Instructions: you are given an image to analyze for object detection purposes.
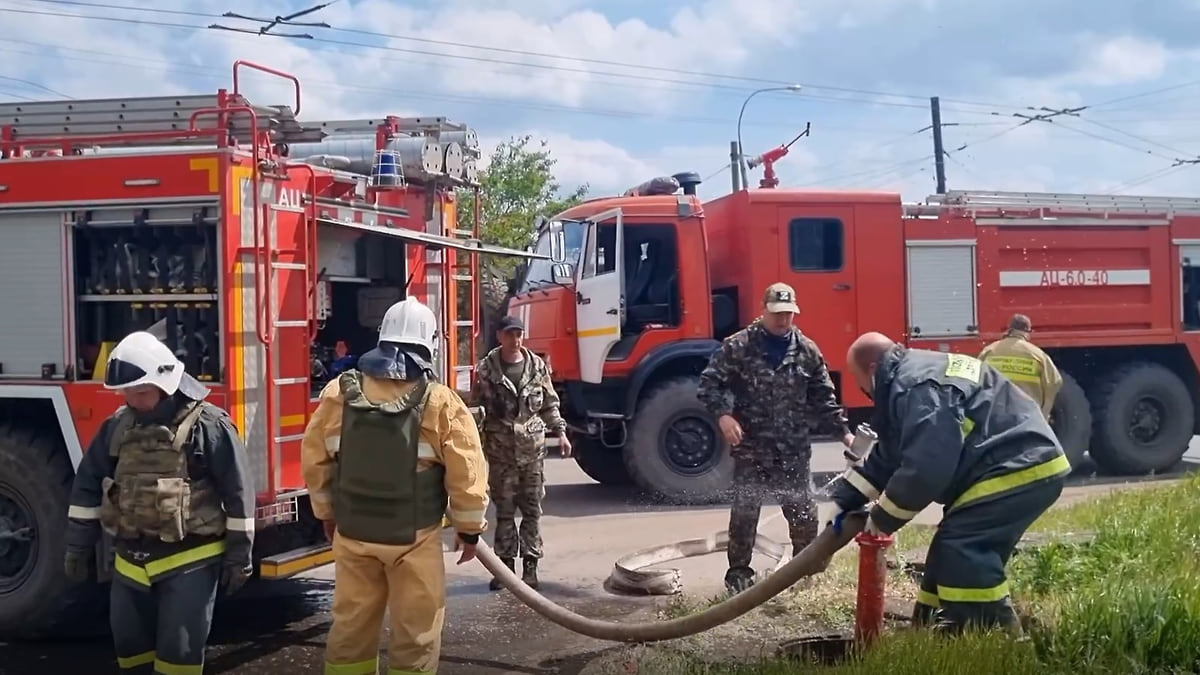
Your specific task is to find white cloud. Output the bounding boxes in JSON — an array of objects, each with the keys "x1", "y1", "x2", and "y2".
[
  {"x1": 6, "y1": 0, "x2": 1200, "y2": 206},
  {"x1": 1072, "y1": 35, "x2": 1170, "y2": 87}
]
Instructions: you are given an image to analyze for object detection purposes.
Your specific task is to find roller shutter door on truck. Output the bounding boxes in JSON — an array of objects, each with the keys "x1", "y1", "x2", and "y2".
[
  {"x1": 0, "y1": 212, "x2": 67, "y2": 376},
  {"x1": 905, "y1": 240, "x2": 979, "y2": 338}
]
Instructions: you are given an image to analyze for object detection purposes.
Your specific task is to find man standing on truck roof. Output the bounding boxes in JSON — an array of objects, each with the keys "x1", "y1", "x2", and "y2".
[
  {"x1": 978, "y1": 314, "x2": 1063, "y2": 420},
  {"x1": 63, "y1": 331, "x2": 255, "y2": 675},
  {"x1": 697, "y1": 282, "x2": 854, "y2": 595},
  {"x1": 301, "y1": 296, "x2": 490, "y2": 675},
  {"x1": 469, "y1": 314, "x2": 572, "y2": 591},
  {"x1": 828, "y1": 332, "x2": 1070, "y2": 635}
]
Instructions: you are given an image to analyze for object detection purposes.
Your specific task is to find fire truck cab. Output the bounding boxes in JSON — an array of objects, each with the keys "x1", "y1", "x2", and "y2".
[
  {"x1": 511, "y1": 172, "x2": 1200, "y2": 503},
  {"x1": 0, "y1": 61, "x2": 542, "y2": 638}
]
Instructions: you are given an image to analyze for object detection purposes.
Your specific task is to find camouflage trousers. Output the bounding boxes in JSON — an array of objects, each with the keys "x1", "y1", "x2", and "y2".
[
  {"x1": 727, "y1": 455, "x2": 818, "y2": 573},
  {"x1": 488, "y1": 459, "x2": 546, "y2": 559}
]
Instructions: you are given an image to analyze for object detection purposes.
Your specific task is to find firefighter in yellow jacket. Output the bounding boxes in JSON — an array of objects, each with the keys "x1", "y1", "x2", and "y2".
[
  {"x1": 978, "y1": 314, "x2": 1063, "y2": 419},
  {"x1": 302, "y1": 297, "x2": 489, "y2": 675}
]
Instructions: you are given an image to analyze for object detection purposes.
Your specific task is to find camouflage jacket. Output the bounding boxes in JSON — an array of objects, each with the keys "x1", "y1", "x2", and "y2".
[
  {"x1": 469, "y1": 347, "x2": 566, "y2": 464},
  {"x1": 697, "y1": 319, "x2": 849, "y2": 461}
]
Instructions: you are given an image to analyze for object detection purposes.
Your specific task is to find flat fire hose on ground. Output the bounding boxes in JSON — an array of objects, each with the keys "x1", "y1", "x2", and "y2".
[
  {"x1": 599, "y1": 425, "x2": 878, "y2": 597},
  {"x1": 605, "y1": 530, "x2": 787, "y2": 596},
  {"x1": 473, "y1": 512, "x2": 867, "y2": 643}
]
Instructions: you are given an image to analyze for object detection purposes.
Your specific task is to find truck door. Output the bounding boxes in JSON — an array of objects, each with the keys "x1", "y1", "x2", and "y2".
[
  {"x1": 572, "y1": 208, "x2": 624, "y2": 383},
  {"x1": 774, "y1": 206, "x2": 857, "y2": 372}
]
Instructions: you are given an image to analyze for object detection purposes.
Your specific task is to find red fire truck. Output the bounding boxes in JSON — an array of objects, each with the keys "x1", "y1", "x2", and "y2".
[
  {"x1": 0, "y1": 61, "x2": 540, "y2": 638},
  {"x1": 509, "y1": 171, "x2": 1200, "y2": 503}
]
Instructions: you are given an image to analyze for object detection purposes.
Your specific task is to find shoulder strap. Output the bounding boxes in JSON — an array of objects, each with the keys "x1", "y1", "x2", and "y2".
[
  {"x1": 172, "y1": 402, "x2": 207, "y2": 453},
  {"x1": 108, "y1": 406, "x2": 135, "y2": 458}
]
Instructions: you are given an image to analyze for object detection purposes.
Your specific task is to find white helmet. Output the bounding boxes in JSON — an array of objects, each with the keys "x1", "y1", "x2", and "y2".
[
  {"x1": 102, "y1": 331, "x2": 185, "y2": 395},
  {"x1": 378, "y1": 297, "x2": 437, "y2": 357}
]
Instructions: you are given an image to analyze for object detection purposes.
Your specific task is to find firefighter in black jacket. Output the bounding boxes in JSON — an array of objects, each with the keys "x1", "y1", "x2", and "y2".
[
  {"x1": 826, "y1": 332, "x2": 1070, "y2": 635},
  {"x1": 63, "y1": 331, "x2": 255, "y2": 675}
]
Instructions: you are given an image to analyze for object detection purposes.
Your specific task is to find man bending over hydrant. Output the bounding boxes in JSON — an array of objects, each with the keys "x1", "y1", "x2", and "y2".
[{"x1": 825, "y1": 332, "x2": 1070, "y2": 635}]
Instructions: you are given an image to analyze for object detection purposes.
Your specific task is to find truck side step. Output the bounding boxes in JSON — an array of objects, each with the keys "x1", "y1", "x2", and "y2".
[{"x1": 258, "y1": 543, "x2": 334, "y2": 580}]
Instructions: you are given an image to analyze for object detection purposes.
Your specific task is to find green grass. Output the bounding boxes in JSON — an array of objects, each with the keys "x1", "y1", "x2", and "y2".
[{"x1": 608, "y1": 476, "x2": 1200, "y2": 675}]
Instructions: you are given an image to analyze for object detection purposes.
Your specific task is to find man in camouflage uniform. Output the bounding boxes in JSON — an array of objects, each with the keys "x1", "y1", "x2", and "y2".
[
  {"x1": 469, "y1": 315, "x2": 572, "y2": 590},
  {"x1": 978, "y1": 314, "x2": 1062, "y2": 420},
  {"x1": 698, "y1": 282, "x2": 854, "y2": 594}
]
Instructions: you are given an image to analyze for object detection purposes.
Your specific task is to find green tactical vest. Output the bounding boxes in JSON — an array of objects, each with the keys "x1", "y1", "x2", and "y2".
[
  {"x1": 333, "y1": 371, "x2": 448, "y2": 546},
  {"x1": 99, "y1": 401, "x2": 227, "y2": 543}
]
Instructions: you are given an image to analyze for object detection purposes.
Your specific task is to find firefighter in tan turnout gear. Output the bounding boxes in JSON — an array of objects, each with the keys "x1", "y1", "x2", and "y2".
[
  {"x1": 978, "y1": 314, "x2": 1063, "y2": 419},
  {"x1": 63, "y1": 331, "x2": 255, "y2": 675},
  {"x1": 302, "y1": 297, "x2": 489, "y2": 675}
]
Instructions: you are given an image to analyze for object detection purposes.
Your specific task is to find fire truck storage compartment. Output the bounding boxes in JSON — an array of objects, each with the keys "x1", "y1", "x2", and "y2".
[
  {"x1": 1181, "y1": 245, "x2": 1200, "y2": 330},
  {"x1": 0, "y1": 211, "x2": 70, "y2": 378},
  {"x1": 310, "y1": 222, "x2": 408, "y2": 394},
  {"x1": 72, "y1": 203, "x2": 221, "y2": 382},
  {"x1": 905, "y1": 240, "x2": 979, "y2": 338}
]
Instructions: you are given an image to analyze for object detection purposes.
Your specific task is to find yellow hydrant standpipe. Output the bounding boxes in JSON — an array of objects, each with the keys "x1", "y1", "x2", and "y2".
[{"x1": 473, "y1": 513, "x2": 868, "y2": 643}]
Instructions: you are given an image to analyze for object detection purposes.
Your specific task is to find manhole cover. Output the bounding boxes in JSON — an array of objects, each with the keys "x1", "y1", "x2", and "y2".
[{"x1": 776, "y1": 633, "x2": 855, "y2": 665}]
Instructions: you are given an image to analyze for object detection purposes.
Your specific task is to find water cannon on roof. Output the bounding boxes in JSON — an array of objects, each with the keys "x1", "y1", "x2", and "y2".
[{"x1": 746, "y1": 123, "x2": 811, "y2": 189}]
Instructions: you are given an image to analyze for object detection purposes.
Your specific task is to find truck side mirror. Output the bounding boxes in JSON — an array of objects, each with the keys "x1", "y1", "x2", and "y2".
[
  {"x1": 548, "y1": 221, "x2": 566, "y2": 263},
  {"x1": 551, "y1": 263, "x2": 574, "y2": 284}
]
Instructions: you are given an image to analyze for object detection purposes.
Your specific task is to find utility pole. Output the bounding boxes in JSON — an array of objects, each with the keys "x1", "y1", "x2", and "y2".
[
  {"x1": 930, "y1": 96, "x2": 947, "y2": 194},
  {"x1": 730, "y1": 141, "x2": 742, "y2": 192}
]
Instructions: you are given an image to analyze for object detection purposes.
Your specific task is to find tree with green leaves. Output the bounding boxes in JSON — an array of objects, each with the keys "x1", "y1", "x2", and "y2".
[{"x1": 455, "y1": 134, "x2": 589, "y2": 357}]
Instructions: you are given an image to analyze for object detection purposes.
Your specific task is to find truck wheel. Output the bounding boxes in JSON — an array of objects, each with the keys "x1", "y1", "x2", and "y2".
[
  {"x1": 623, "y1": 377, "x2": 735, "y2": 505},
  {"x1": 0, "y1": 424, "x2": 108, "y2": 640},
  {"x1": 1089, "y1": 362, "x2": 1194, "y2": 475},
  {"x1": 573, "y1": 438, "x2": 632, "y2": 486},
  {"x1": 1049, "y1": 371, "x2": 1091, "y2": 470}
]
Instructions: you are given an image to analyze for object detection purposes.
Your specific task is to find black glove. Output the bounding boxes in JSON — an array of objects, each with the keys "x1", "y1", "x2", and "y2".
[
  {"x1": 64, "y1": 548, "x2": 93, "y2": 583},
  {"x1": 219, "y1": 561, "x2": 252, "y2": 596}
]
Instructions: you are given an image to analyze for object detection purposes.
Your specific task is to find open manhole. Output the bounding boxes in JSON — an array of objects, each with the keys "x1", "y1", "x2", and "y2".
[{"x1": 776, "y1": 633, "x2": 855, "y2": 665}]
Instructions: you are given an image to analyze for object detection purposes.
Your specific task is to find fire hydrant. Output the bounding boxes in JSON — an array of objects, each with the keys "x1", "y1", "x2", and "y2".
[{"x1": 854, "y1": 530, "x2": 895, "y2": 645}]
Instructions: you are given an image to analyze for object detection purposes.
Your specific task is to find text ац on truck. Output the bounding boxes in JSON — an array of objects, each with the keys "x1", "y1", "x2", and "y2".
[
  {"x1": 0, "y1": 60, "x2": 544, "y2": 639},
  {"x1": 507, "y1": 168, "x2": 1200, "y2": 504}
]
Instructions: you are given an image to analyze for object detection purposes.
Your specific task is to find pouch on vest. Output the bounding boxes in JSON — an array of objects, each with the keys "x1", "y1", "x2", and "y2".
[{"x1": 333, "y1": 372, "x2": 448, "y2": 546}]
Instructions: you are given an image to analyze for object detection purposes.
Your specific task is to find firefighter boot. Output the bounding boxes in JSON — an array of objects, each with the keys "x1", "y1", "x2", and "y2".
[
  {"x1": 522, "y1": 557, "x2": 539, "y2": 590},
  {"x1": 489, "y1": 557, "x2": 515, "y2": 591}
]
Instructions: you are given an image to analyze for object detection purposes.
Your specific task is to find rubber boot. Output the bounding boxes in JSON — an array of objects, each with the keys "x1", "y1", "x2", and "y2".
[
  {"x1": 489, "y1": 557, "x2": 515, "y2": 591},
  {"x1": 522, "y1": 557, "x2": 539, "y2": 589},
  {"x1": 724, "y1": 566, "x2": 755, "y2": 595}
]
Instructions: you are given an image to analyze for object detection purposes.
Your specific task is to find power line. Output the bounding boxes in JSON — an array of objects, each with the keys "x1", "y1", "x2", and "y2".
[
  {"x1": 0, "y1": 41, "x2": 935, "y2": 139},
  {"x1": 17, "y1": 0, "x2": 1031, "y2": 112}
]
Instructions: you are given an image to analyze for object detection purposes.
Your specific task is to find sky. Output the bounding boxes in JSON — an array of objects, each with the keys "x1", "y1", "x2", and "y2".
[{"x1": 3, "y1": 0, "x2": 1200, "y2": 203}]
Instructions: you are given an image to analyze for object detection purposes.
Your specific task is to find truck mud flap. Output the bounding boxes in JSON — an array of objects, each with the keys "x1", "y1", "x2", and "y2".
[{"x1": 258, "y1": 543, "x2": 334, "y2": 580}]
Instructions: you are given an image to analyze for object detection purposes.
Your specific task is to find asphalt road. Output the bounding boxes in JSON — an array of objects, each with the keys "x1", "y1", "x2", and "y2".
[{"x1": 2, "y1": 441, "x2": 1197, "y2": 675}]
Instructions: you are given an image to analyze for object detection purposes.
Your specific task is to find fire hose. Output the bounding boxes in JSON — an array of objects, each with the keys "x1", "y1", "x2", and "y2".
[{"x1": 472, "y1": 512, "x2": 867, "y2": 643}]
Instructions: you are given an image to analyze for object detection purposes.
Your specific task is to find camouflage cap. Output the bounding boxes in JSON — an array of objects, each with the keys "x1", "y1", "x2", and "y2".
[{"x1": 763, "y1": 282, "x2": 799, "y2": 314}]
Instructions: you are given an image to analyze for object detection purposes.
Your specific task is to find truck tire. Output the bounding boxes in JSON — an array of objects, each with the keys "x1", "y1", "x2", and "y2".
[
  {"x1": 1088, "y1": 362, "x2": 1194, "y2": 475},
  {"x1": 0, "y1": 424, "x2": 108, "y2": 640},
  {"x1": 572, "y1": 438, "x2": 632, "y2": 486},
  {"x1": 622, "y1": 377, "x2": 735, "y2": 505},
  {"x1": 1049, "y1": 371, "x2": 1091, "y2": 470}
]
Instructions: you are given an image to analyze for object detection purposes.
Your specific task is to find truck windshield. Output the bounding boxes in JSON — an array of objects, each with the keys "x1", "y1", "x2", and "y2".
[{"x1": 516, "y1": 219, "x2": 585, "y2": 293}]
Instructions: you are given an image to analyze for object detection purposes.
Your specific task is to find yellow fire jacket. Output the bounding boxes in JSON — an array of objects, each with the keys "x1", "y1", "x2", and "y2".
[
  {"x1": 300, "y1": 374, "x2": 489, "y2": 537},
  {"x1": 978, "y1": 335, "x2": 1063, "y2": 418}
]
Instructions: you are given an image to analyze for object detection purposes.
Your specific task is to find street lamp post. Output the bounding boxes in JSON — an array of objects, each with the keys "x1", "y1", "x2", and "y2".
[{"x1": 736, "y1": 84, "x2": 802, "y2": 190}]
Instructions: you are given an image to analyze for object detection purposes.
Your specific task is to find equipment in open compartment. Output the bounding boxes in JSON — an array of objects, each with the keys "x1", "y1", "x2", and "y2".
[
  {"x1": 73, "y1": 203, "x2": 221, "y2": 382},
  {"x1": 74, "y1": 205, "x2": 217, "y2": 295}
]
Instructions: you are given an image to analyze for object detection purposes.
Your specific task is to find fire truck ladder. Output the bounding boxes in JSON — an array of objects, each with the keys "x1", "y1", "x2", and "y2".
[
  {"x1": 449, "y1": 187, "x2": 483, "y2": 390},
  {"x1": 255, "y1": 174, "x2": 317, "y2": 497},
  {"x1": 907, "y1": 189, "x2": 1200, "y2": 223}
]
